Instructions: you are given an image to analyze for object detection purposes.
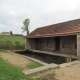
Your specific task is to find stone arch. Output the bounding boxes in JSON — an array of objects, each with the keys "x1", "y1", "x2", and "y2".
[{"x1": 63, "y1": 41, "x2": 71, "y2": 48}]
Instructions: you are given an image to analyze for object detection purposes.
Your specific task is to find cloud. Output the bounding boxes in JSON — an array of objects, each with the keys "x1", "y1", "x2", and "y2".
[{"x1": 0, "y1": 0, "x2": 80, "y2": 35}]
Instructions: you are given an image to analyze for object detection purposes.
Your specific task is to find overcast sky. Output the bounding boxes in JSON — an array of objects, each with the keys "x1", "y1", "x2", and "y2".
[{"x1": 0, "y1": 0, "x2": 80, "y2": 35}]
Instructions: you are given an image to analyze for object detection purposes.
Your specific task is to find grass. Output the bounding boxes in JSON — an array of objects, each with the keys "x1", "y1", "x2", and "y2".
[
  {"x1": 0, "y1": 50, "x2": 56, "y2": 80},
  {"x1": 0, "y1": 57, "x2": 26, "y2": 80},
  {"x1": 35, "y1": 78, "x2": 43, "y2": 80},
  {"x1": 0, "y1": 35, "x2": 24, "y2": 46},
  {"x1": 26, "y1": 72, "x2": 56, "y2": 80},
  {"x1": 26, "y1": 77, "x2": 43, "y2": 80},
  {"x1": 27, "y1": 63, "x2": 43, "y2": 69},
  {"x1": 0, "y1": 35, "x2": 25, "y2": 50}
]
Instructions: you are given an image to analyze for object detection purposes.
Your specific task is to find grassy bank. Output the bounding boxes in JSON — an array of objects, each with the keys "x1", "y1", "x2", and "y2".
[
  {"x1": 0, "y1": 57, "x2": 26, "y2": 80},
  {"x1": 27, "y1": 63, "x2": 43, "y2": 69},
  {"x1": 0, "y1": 35, "x2": 25, "y2": 50}
]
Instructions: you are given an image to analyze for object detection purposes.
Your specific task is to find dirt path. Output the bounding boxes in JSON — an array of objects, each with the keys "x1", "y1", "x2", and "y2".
[
  {"x1": 30, "y1": 61, "x2": 80, "y2": 80},
  {"x1": 0, "y1": 51, "x2": 34, "y2": 70},
  {"x1": 55, "y1": 64, "x2": 80, "y2": 80}
]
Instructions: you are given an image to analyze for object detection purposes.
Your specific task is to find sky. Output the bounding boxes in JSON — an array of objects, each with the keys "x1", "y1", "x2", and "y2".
[{"x1": 0, "y1": 0, "x2": 80, "y2": 35}]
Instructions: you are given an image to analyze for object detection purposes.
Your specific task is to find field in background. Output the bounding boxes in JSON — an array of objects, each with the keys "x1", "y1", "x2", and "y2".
[{"x1": 0, "y1": 35, "x2": 25, "y2": 50}]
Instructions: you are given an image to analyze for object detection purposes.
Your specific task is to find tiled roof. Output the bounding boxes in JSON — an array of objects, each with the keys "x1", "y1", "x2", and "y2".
[{"x1": 27, "y1": 19, "x2": 80, "y2": 38}]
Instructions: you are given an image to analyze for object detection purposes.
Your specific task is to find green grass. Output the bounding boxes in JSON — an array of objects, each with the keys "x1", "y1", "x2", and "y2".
[
  {"x1": 27, "y1": 63, "x2": 43, "y2": 69},
  {"x1": 0, "y1": 35, "x2": 24, "y2": 46},
  {"x1": 26, "y1": 69, "x2": 56, "y2": 80},
  {"x1": 0, "y1": 57, "x2": 26, "y2": 80},
  {"x1": 35, "y1": 78, "x2": 43, "y2": 80},
  {"x1": 26, "y1": 76, "x2": 43, "y2": 80},
  {"x1": 26, "y1": 72, "x2": 56, "y2": 80},
  {"x1": 0, "y1": 35, "x2": 25, "y2": 50}
]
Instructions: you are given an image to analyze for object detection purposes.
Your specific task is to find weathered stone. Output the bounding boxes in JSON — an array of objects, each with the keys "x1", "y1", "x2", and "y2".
[{"x1": 77, "y1": 35, "x2": 80, "y2": 60}]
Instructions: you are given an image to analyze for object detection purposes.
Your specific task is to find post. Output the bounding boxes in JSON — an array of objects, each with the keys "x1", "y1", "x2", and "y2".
[
  {"x1": 77, "y1": 35, "x2": 80, "y2": 60},
  {"x1": 25, "y1": 38, "x2": 27, "y2": 49},
  {"x1": 65, "y1": 52, "x2": 71, "y2": 63}
]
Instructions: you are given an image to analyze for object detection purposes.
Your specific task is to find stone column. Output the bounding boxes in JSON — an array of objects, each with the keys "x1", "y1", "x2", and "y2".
[
  {"x1": 77, "y1": 35, "x2": 80, "y2": 60},
  {"x1": 65, "y1": 57, "x2": 71, "y2": 63},
  {"x1": 24, "y1": 38, "x2": 31, "y2": 50},
  {"x1": 65, "y1": 51, "x2": 71, "y2": 62},
  {"x1": 25, "y1": 38, "x2": 27, "y2": 49}
]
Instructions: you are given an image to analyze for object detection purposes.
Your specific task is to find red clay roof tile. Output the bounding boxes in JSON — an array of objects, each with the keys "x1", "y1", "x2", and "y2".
[{"x1": 27, "y1": 19, "x2": 80, "y2": 38}]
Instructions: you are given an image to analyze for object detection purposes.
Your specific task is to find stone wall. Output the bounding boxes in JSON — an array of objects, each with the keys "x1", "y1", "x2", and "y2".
[
  {"x1": 25, "y1": 38, "x2": 36, "y2": 50},
  {"x1": 26, "y1": 37, "x2": 56, "y2": 51},
  {"x1": 60, "y1": 35, "x2": 77, "y2": 55},
  {"x1": 26, "y1": 35, "x2": 77, "y2": 55},
  {"x1": 38, "y1": 37, "x2": 56, "y2": 51}
]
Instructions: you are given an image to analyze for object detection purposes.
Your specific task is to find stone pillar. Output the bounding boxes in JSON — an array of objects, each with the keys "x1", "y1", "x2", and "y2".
[
  {"x1": 77, "y1": 35, "x2": 80, "y2": 60},
  {"x1": 65, "y1": 52, "x2": 71, "y2": 62},
  {"x1": 65, "y1": 57, "x2": 71, "y2": 63},
  {"x1": 25, "y1": 38, "x2": 27, "y2": 49},
  {"x1": 25, "y1": 38, "x2": 31, "y2": 50}
]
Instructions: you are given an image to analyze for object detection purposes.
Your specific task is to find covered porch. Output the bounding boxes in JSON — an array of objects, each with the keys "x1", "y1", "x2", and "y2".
[{"x1": 26, "y1": 35, "x2": 77, "y2": 62}]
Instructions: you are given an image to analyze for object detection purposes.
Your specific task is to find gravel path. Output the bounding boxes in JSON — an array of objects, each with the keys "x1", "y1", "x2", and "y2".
[
  {"x1": 55, "y1": 63, "x2": 80, "y2": 80},
  {"x1": 0, "y1": 51, "x2": 34, "y2": 70}
]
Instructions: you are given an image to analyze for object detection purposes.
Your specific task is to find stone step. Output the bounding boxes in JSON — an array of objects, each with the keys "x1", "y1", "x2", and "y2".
[
  {"x1": 23, "y1": 63, "x2": 59, "y2": 75},
  {"x1": 60, "y1": 60, "x2": 80, "y2": 67}
]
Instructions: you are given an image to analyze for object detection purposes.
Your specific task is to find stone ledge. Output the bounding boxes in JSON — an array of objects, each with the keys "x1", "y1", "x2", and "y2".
[
  {"x1": 21, "y1": 55, "x2": 48, "y2": 66},
  {"x1": 23, "y1": 63, "x2": 59, "y2": 75},
  {"x1": 60, "y1": 60, "x2": 80, "y2": 67}
]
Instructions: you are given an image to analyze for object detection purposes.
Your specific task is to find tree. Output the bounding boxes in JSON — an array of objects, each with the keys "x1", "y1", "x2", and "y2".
[
  {"x1": 10, "y1": 31, "x2": 13, "y2": 35},
  {"x1": 21, "y1": 19, "x2": 30, "y2": 35}
]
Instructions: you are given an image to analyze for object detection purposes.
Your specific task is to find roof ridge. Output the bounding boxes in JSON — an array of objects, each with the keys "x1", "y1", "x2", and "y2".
[{"x1": 36, "y1": 18, "x2": 80, "y2": 29}]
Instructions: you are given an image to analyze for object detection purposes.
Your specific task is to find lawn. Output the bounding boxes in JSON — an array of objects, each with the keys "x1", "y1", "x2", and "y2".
[
  {"x1": 0, "y1": 57, "x2": 26, "y2": 80},
  {"x1": 27, "y1": 63, "x2": 43, "y2": 69},
  {"x1": 0, "y1": 35, "x2": 25, "y2": 50},
  {"x1": 0, "y1": 54, "x2": 56, "y2": 80},
  {"x1": 0, "y1": 51, "x2": 45, "y2": 80}
]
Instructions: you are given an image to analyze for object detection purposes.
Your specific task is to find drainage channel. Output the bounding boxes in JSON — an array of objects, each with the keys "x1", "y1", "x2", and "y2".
[{"x1": 15, "y1": 50, "x2": 76, "y2": 64}]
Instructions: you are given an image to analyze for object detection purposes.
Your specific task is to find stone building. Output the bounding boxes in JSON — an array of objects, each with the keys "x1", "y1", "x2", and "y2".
[{"x1": 25, "y1": 19, "x2": 80, "y2": 62}]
